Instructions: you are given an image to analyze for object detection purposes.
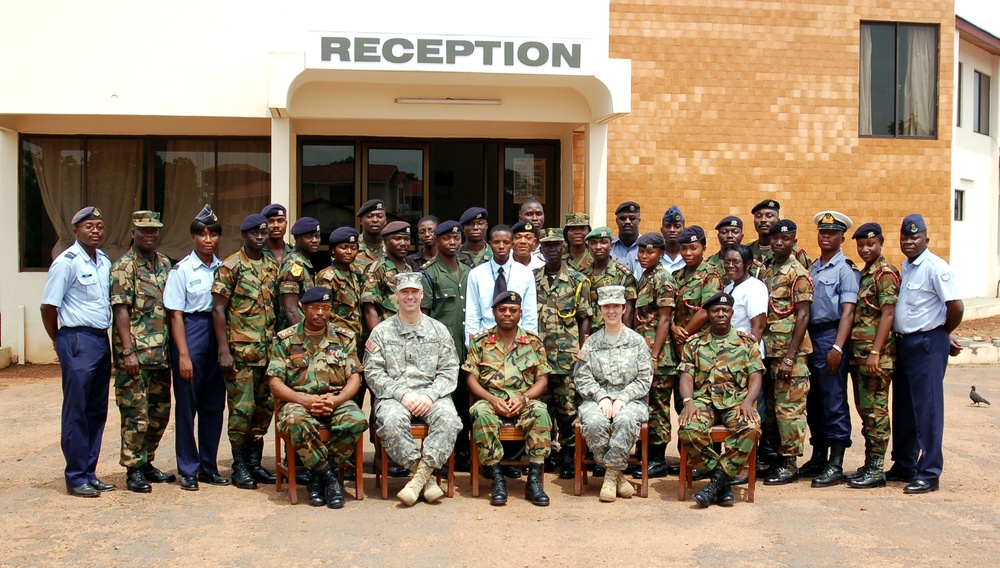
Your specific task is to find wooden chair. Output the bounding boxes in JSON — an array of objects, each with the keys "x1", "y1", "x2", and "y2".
[
  {"x1": 677, "y1": 424, "x2": 756, "y2": 503},
  {"x1": 274, "y1": 412, "x2": 364, "y2": 504},
  {"x1": 574, "y1": 420, "x2": 649, "y2": 498},
  {"x1": 469, "y1": 418, "x2": 544, "y2": 497},
  {"x1": 372, "y1": 420, "x2": 455, "y2": 499}
]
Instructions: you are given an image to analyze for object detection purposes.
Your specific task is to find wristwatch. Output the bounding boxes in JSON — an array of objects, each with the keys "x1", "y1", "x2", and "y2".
[
  {"x1": 682, "y1": 397, "x2": 693, "y2": 404},
  {"x1": 123, "y1": 348, "x2": 135, "y2": 357},
  {"x1": 781, "y1": 357, "x2": 794, "y2": 366}
]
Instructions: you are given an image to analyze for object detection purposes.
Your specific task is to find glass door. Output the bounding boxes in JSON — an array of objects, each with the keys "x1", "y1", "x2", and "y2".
[{"x1": 364, "y1": 144, "x2": 427, "y2": 228}]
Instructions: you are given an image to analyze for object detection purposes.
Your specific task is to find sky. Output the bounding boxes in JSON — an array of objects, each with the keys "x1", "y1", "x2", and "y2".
[{"x1": 955, "y1": 0, "x2": 1000, "y2": 37}]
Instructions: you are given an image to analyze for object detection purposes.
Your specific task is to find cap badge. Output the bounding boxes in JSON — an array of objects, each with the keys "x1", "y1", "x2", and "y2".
[
  {"x1": 909, "y1": 223, "x2": 918, "y2": 233},
  {"x1": 525, "y1": 223, "x2": 532, "y2": 230},
  {"x1": 376, "y1": 203, "x2": 384, "y2": 210},
  {"x1": 93, "y1": 208, "x2": 102, "y2": 217},
  {"x1": 821, "y1": 213, "x2": 835, "y2": 225},
  {"x1": 780, "y1": 226, "x2": 788, "y2": 233},
  {"x1": 867, "y1": 231, "x2": 875, "y2": 238}
]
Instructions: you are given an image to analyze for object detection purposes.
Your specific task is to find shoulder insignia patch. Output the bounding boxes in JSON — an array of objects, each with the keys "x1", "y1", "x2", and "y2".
[
  {"x1": 576, "y1": 350, "x2": 587, "y2": 361},
  {"x1": 290, "y1": 263, "x2": 303, "y2": 277},
  {"x1": 518, "y1": 335, "x2": 529, "y2": 344},
  {"x1": 367, "y1": 276, "x2": 375, "y2": 284},
  {"x1": 277, "y1": 326, "x2": 296, "y2": 340},
  {"x1": 64, "y1": 251, "x2": 77, "y2": 260},
  {"x1": 365, "y1": 338, "x2": 379, "y2": 353},
  {"x1": 941, "y1": 272, "x2": 952, "y2": 281}
]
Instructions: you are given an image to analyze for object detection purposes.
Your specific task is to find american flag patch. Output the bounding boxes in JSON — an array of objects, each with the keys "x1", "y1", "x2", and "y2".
[{"x1": 365, "y1": 338, "x2": 378, "y2": 353}]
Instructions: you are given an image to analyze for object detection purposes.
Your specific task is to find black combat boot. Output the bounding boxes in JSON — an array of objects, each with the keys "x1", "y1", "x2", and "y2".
[
  {"x1": 558, "y1": 448, "x2": 575, "y2": 480},
  {"x1": 847, "y1": 454, "x2": 887, "y2": 489},
  {"x1": 230, "y1": 443, "x2": 258, "y2": 490},
  {"x1": 716, "y1": 472, "x2": 736, "y2": 507},
  {"x1": 797, "y1": 444, "x2": 829, "y2": 477},
  {"x1": 845, "y1": 453, "x2": 872, "y2": 481},
  {"x1": 307, "y1": 468, "x2": 326, "y2": 507},
  {"x1": 693, "y1": 468, "x2": 725, "y2": 508},
  {"x1": 486, "y1": 464, "x2": 507, "y2": 506},
  {"x1": 141, "y1": 462, "x2": 176, "y2": 483},
  {"x1": 525, "y1": 463, "x2": 549, "y2": 506},
  {"x1": 634, "y1": 444, "x2": 668, "y2": 479},
  {"x1": 811, "y1": 446, "x2": 846, "y2": 487},
  {"x1": 763, "y1": 456, "x2": 799, "y2": 486},
  {"x1": 125, "y1": 467, "x2": 152, "y2": 493},
  {"x1": 316, "y1": 464, "x2": 345, "y2": 509},
  {"x1": 246, "y1": 438, "x2": 276, "y2": 484}
]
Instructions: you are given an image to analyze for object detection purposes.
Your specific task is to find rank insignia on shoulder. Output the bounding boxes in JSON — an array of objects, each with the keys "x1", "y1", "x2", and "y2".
[
  {"x1": 368, "y1": 276, "x2": 375, "y2": 284},
  {"x1": 489, "y1": 334, "x2": 497, "y2": 344},
  {"x1": 576, "y1": 350, "x2": 587, "y2": 361},
  {"x1": 290, "y1": 264, "x2": 303, "y2": 277},
  {"x1": 518, "y1": 335, "x2": 529, "y2": 344},
  {"x1": 365, "y1": 338, "x2": 378, "y2": 352},
  {"x1": 277, "y1": 327, "x2": 296, "y2": 339}
]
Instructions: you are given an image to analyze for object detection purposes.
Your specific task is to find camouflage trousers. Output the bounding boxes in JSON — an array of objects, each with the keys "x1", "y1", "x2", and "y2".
[
  {"x1": 764, "y1": 358, "x2": 810, "y2": 457},
  {"x1": 648, "y1": 373, "x2": 677, "y2": 445},
  {"x1": 375, "y1": 398, "x2": 461, "y2": 470},
  {"x1": 678, "y1": 404, "x2": 761, "y2": 478},
  {"x1": 224, "y1": 365, "x2": 273, "y2": 446},
  {"x1": 850, "y1": 365, "x2": 892, "y2": 457},
  {"x1": 578, "y1": 399, "x2": 648, "y2": 471},
  {"x1": 277, "y1": 401, "x2": 367, "y2": 470},
  {"x1": 114, "y1": 368, "x2": 171, "y2": 468},
  {"x1": 540, "y1": 373, "x2": 578, "y2": 449},
  {"x1": 470, "y1": 399, "x2": 552, "y2": 466}
]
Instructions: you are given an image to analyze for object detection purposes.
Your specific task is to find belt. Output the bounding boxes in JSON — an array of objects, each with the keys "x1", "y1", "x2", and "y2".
[
  {"x1": 808, "y1": 320, "x2": 839, "y2": 333},
  {"x1": 60, "y1": 326, "x2": 109, "y2": 337},
  {"x1": 899, "y1": 324, "x2": 946, "y2": 338},
  {"x1": 184, "y1": 312, "x2": 213, "y2": 318}
]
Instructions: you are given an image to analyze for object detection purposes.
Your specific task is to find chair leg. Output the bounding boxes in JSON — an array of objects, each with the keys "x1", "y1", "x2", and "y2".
[
  {"x1": 639, "y1": 423, "x2": 649, "y2": 498},
  {"x1": 274, "y1": 433, "x2": 284, "y2": 493},
  {"x1": 574, "y1": 423, "x2": 584, "y2": 496},
  {"x1": 747, "y1": 443, "x2": 757, "y2": 504},
  {"x1": 470, "y1": 434, "x2": 480, "y2": 498},
  {"x1": 287, "y1": 444, "x2": 298, "y2": 505},
  {"x1": 380, "y1": 443, "x2": 390, "y2": 500},
  {"x1": 355, "y1": 433, "x2": 364, "y2": 501},
  {"x1": 447, "y1": 452, "x2": 455, "y2": 498},
  {"x1": 677, "y1": 439, "x2": 687, "y2": 502}
]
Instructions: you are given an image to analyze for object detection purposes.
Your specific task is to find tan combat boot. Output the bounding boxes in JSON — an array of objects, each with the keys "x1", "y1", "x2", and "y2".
[
  {"x1": 422, "y1": 469, "x2": 445, "y2": 503},
  {"x1": 615, "y1": 469, "x2": 635, "y2": 498},
  {"x1": 397, "y1": 461, "x2": 433, "y2": 506},
  {"x1": 600, "y1": 469, "x2": 618, "y2": 502}
]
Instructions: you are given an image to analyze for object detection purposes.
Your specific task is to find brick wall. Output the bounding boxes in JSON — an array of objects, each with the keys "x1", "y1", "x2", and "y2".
[{"x1": 581, "y1": 0, "x2": 955, "y2": 266}]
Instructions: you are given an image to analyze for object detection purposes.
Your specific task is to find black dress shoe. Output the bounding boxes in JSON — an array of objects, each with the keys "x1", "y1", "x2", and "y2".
[
  {"x1": 904, "y1": 479, "x2": 939, "y2": 494},
  {"x1": 387, "y1": 465, "x2": 409, "y2": 478},
  {"x1": 126, "y1": 468, "x2": 152, "y2": 493},
  {"x1": 592, "y1": 465, "x2": 606, "y2": 477},
  {"x1": 624, "y1": 463, "x2": 642, "y2": 477},
  {"x1": 180, "y1": 476, "x2": 199, "y2": 491},
  {"x1": 141, "y1": 463, "x2": 176, "y2": 483},
  {"x1": 558, "y1": 461, "x2": 575, "y2": 480},
  {"x1": 90, "y1": 479, "x2": 116, "y2": 492},
  {"x1": 638, "y1": 460, "x2": 668, "y2": 479},
  {"x1": 197, "y1": 473, "x2": 230, "y2": 486},
  {"x1": 730, "y1": 474, "x2": 749, "y2": 486},
  {"x1": 666, "y1": 465, "x2": 681, "y2": 476},
  {"x1": 67, "y1": 483, "x2": 100, "y2": 498},
  {"x1": 884, "y1": 468, "x2": 914, "y2": 482}
]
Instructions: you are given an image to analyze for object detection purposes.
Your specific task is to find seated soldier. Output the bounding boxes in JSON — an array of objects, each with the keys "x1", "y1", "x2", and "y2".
[
  {"x1": 267, "y1": 287, "x2": 367, "y2": 509},
  {"x1": 677, "y1": 292, "x2": 763, "y2": 508},
  {"x1": 464, "y1": 291, "x2": 552, "y2": 507},
  {"x1": 573, "y1": 285, "x2": 653, "y2": 502},
  {"x1": 364, "y1": 272, "x2": 462, "y2": 507}
]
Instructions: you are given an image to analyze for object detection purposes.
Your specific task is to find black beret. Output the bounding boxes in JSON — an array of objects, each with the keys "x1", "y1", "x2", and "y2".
[
  {"x1": 678, "y1": 226, "x2": 706, "y2": 243},
  {"x1": 240, "y1": 214, "x2": 268, "y2": 232},
  {"x1": 703, "y1": 292, "x2": 735, "y2": 310},
  {"x1": 635, "y1": 232, "x2": 665, "y2": 249},
  {"x1": 71, "y1": 206, "x2": 103, "y2": 225},
  {"x1": 491, "y1": 290, "x2": 522, "y2": 308},
  {"x1": 434, "y1": 220, "x2": 462, "y2": 236},
  {"x1": 615, "y1": 201, "x2": 640, "y2": 215},
  {"x1": 300, "y1": 286, "x2": 333, "y2": 305},
  {"x1": 715, "y1": 216, "x2": 743, "y2": 230},
  {"x1": 328, "y1": 226, "x2": 359, "y2": 245},
  {"x1": 290, "y1": 217, "x2": 321, "y2": 236},
  {"x1": 260, "y1": 203, "x2": 286, "y2": 218},
  {"x1": 511, "y1": 220, "x2": 536, "y2": 234},
  {"x1": 768, "y1": 219, "x2": 797, "y2": 236},
  {"x1": 459, "y1": 207, "x2": 489, "y2": 225},
  {"x1": 751, "y1": 199, "x2": 780, "y2": 214},
  {"x1": 381, "y1": 221, "x2": 411, "y2": 237},
  {"x1": 357, "y1": 199, "x2": 385, "y2": 217},
  {"x1": 852, "y1": 222, "x2": 883, "y2": 240}
]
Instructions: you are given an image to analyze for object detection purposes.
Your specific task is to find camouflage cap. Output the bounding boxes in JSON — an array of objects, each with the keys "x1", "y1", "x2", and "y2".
[
  {"x1": 131, "y1": 210, "x2": 163, "y2": 228},
  {"x1": 585, "y1": 226, "x2": 613, "y2": 241},
  {"x1": 71, "y1": 206, "x2": 103, "y2": 225},
  {"x1": 564, "y1": 213, "x2": 591, "y2": 227},
  {"x1": 300, "y1": 286, "x2": 333, "y2": 304},
  {"x1": 539, "y1": 228, "x2": 564, "y2": 243},
  {"x1": 395, "y1": 272, "x2": 423, "y2": 292},
  {"x1": 597, "y1": 285, "x2": 627, "y2": 306}
]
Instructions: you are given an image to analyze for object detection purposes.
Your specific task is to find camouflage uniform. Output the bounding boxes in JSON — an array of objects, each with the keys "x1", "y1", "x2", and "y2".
[
  {"x1": 750, "y1": 241, "x2": 811, "y2": 276},
  {"x1": 275, "y1": 249, "x2": 315, "y2": 330},
  {"x1": 463, "y1": 327, "x2": 553, "y2": 465},
  {"x1": 677, "y1": 328, "x2": 764, "y2": 477},
  {"x1": 267, "y1": 322, "x2": 367, "y2": 469},
  {"x1": 632, "y1": 264, "x2": 678, "y2": 445},
  {"x1": 849, "y1": 256, "x2": 899, "y2": 459},
  {"x1": 672, "y1": 261, "x2": 724, "y2": 350},
  {"x1": 111, "y1": 250, "x2": 172, "y2": 469},
  {"x1": 563, "y1": 250, "x2": 594, "y2": 272},
  {"x1": 534, "y1": 265, "x2": 592, "y2": 449},
  {"x1": 364, "y1": 315, "x2": 462, "y2": 470},
  {"x1": 582, "y1": 260, "x2": 637, "y2": 331},
  {"x1": 315, "y1": 264, "x2": 365, "y2": 348},
  {"x1": 212, "y1": 248, "x2": 278, "y2": 446},
  {"x1": 360, "y1": 257, "x2": 406, "y2": 322},
  {"x1": 354, "y1": 240, "x2": 385, "y2": 273},
  {"x1": 457, "y1": 243, "x2": 493, "y2": 269},
  {"x1": 573, "y1": 328, "x2": 652, "y2": 470},
  {"x1": 760, "y1": 256, "x2": 814, "y2": 457},
  {"x1": 263, "y1": 242, "x2": 293, "y2": 265}
]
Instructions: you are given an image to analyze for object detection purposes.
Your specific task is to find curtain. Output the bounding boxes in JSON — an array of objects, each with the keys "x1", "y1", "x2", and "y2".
[
  {"x1": 859, "y1": 25, "x2": 873, "y2": 136},
  {"x1": 903, "y1": 26, "x2": 936, "y2": 137},
  {"x1": 30, "y1": 139, "x2": 84, "y2": 260},
  {"x1": 85, "y1": 139, "x2": 144, "y2": 260},
  {"x1": 160, "y1": 140, "x2": 215, "y2": 259},
  {"x1": 215, "y1": 140, "x2": 271, "y2": 258}
]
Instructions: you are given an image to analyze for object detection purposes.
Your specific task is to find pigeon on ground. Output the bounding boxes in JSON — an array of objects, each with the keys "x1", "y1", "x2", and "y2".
[{"x1": 970, "y1": 386, "x2": 991, "y2": 406}]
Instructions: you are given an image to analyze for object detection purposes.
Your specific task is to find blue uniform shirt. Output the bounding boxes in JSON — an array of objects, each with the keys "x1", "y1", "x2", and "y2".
[
  {"x1": 894, "y1": 249, "x2": 960, "y2": 334},
  {"x1": 464, "y1": 256, "x2": 538, "y2": 345},
  {"x1": 809, "y1": 250, "x2": 859, "y2": 324},
  {"x1": 41, "y1": 241, "x2": 112, "y2": 329},
  {"x1": 659, "y1": 251, "x2": 686, "y2": 273},
  {"x1": 163, "y1": 251, "x2": 222, "y2": 313},
  {"x1": 611, "y1": 235, "x2": 643, "y2": 276}
]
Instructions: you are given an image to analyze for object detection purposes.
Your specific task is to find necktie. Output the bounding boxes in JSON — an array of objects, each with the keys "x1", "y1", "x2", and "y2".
[{"x1": 495, "y1": 266, "x2": 507, "y2": 297}]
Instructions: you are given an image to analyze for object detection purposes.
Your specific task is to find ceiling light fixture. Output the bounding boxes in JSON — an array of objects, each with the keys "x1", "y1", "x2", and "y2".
[{"x1": 394, "y1": 97, "x2": 501, "y2": 105}]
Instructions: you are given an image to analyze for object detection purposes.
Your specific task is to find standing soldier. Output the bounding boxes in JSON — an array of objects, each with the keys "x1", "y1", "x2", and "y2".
[
  {"x1": 355, "y1": 199, "x2": 387, "y2": 272},
  {"x1": 458, "y1": 207, "x2": 493, "y2": 268},
  {"x1": 465, "y1": 291, "x2": 552, "y2": 506},
  {"x1": 110, "y1": 210, "x2": 174, "y2": 493},
  {"x1": 705, "y1": 216, "x2": 744, "y2": 276},
  {"x1": 365, "y1": 273, "x2": 462, "y2": 506},
  {"x1": 846, "y1": 222, "x2": 899, "y2": 489},
  {"x1": 41, "y1": 206, "x2": 115, "y2": 498},
  {"x1": 659, "y1": 206, "x2": 686, "y2": 273},
  {"x1": 534, "y1": 228, "x2": 592, "y2": 479},
  {"x1": 406, "y1": 215, "x2": 439, "y2": 270},
  {"x1": 212, "y1": 213, "x2": 279, "y2": 489},
  {"x1": 518, "y1": 199, "x2": 546, "y2": 267},
  {"x1": 677, "y1": 292, "x2": 763, "y2": 507},
  {"x1": 511, "y1": 220, "x2": 544, "y2": 270},
  {"x1": 584, "y1": 226, "x2": 637, "y2": 331},
  {"x1": 611, "y1": 201, "x2": 643, "y2": 276},
  {"x1": 562, "y1": 213, "x2": 593, "y2": 272},
  {"x1": 261, "y1": 204, "x2": 292, "y2": 265},
  {"x1": 573, "y1": 285, "x2": 652, "y2": 502},
  {"x1": 315, "y1": 227, "x2": 364, "y2": 348},
  {"x1": 277, "y1": 217, "x2": 321, "y2": 328},
  {"x1": 361, "y1": 221, "x2": 412, "y2": 333},
  {"x1": 759, "y1": 219, "x2": 813, "y2": 485},
  {"x1": 802, "y1": 211, "x2": 859, "y2": 488},
  {"x1": 268, "y1": 286, "x2": 367, "y2": 509},
  {"x1": 747, "y1": 200, "x2": 811, "y2": 275},
  {"x1": 630, "y1": 232, "x2": 679, "y2": 480},
  {"x1": 671, "y1": 226, "x2": 724, "y2": 355}
]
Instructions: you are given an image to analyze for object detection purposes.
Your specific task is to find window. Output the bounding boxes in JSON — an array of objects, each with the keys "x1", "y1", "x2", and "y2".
[
  {"x1": 860, "y1": 23, "x2": 939, "y2": 138},
  {"x1": 957, "y1": 62, "x2": 963, "y2": 127},
  {"x1": 954, "y1": 189, "x2": 965, "y2": 221},
  {"x1": 974, "y1": 70, "x2": 991, "y2": 136},
  {"x1": 20, "y1": 136, "x2": 270, "y2": 269}
]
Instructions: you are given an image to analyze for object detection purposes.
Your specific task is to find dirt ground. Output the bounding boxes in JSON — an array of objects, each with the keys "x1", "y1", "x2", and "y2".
[
  {"x1": 1, "y1": 364, "x2": 998, "y2": 567},
  {"x1": 954, "y1": 314, "x2": 1000, "y2": 341}
]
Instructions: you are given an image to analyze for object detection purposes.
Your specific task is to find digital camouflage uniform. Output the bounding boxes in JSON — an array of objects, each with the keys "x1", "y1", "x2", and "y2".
[
  {"x1": 364, "y1": 315, "x2": 462, "y2": 470},
  {"x1": 275, "y1": 248, "x2": 315, "y2": 330},
  {"x1": 850, "y1": 256, "x2": 899, "y2": 459},
  {"x1": 354, "y1": 240, "x2": 385, "y2": 273},
  {"x1": 111, "y1": 249, "x2": 172, "y2": 469},
  {"x1": 573, "y1": 328, "x2": 652, "y2": 470},
  {"x1": 672, "y1": 261, "x2": 724, "y2": 352},
  {"x1": 582, "y1": 260, "x2": 637, "y2": 331},
  {"x1": 315, "y1": 264, "x2": 365, "y2": 349},
  {"x1": 360, "y1": 257, "x2": 406, "y2": 322},
  {"x1": 212, "y1": 248, "x2": 278, "y2": 446},
  {"x1": 563, "y1": 250, "x2": 594, "y2": 272},
  {"x1": 463, "y1": 327, "x2": 553, "y2": 465},
  {"x1": 457, "y1": 243, "x2": 493, "y2": 269},
  {"x1": 420, "y1": 258, "x2": 471, "y2": 361},
  {"x1": 761, "y1": 256, "x2": 814, "y2": 457},
  {"x1": 267, "y1": 322, "x2": 367, "y2": 469},
  {"x1": 534, "y1": 265, "x2": 592, "y2": 449},
  {"x1": 677, "y1": 328, "x2": 764, "y2": 477},
  {"x1": 632, "y1": 264, "x2": 678, "y2": 445}
]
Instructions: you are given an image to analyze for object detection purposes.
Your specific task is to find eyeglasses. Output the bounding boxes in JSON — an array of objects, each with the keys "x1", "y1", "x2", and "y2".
[
  {"x1": 722, "y1": 259, "x2": 743, "y2": 266},
  {"x1": 617, "y1": 215, "x2": 638, "y2": 222}
]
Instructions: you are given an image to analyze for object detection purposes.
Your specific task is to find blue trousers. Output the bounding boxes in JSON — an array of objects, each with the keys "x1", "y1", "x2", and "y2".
[
  {"x1": 806, "y1": 326, "x2": 852, "y2": 447},
  {"x1": 891, "y1": 326, "x2": 949, "y2": 484},
  {"x1": 56, "y1": 327, "x2": 112, "y2": 487},
  {"x1": 170, "y1": 313, "x2": 225, "y2": 477}
]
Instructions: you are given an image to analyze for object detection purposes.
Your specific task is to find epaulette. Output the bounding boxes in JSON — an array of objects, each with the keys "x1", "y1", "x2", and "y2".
[
  {"x1": 335, "y1": 326, "x2": 355, "y2": 339},
  {"x1": 171, "y1": 263, "x2": 181, "y2": 271},
  {"x1": 277, "y1": 326, "x2": 296, "y2": 340},
  {"x1": 472, "y1": 330, "x2": 491, "y2": 342},
  {"x1": 64, "y1": 251, "x2": 77, "y2": 260},
  {"x1": 736, "y1": 330, "x2": 757, "y2": 343}
]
